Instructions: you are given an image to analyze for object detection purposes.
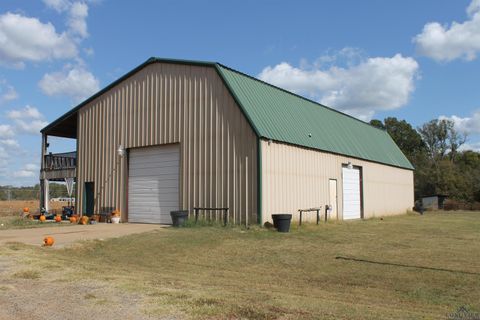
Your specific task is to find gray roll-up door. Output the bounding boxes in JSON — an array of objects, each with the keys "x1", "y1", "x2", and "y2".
[{"x1": 128, "y1": 144, "x2": 179, "y2": 224}]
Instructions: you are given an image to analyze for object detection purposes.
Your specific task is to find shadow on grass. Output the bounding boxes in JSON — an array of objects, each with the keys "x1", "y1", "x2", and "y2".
[{"x1": 336, "y1": 256, "x2": 480, "y2": 276}]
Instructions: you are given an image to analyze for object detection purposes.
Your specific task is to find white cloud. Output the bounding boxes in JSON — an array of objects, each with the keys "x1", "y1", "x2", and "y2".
[
  {"x1": 68, "y1": 2, "x2": 89, "y2": 39},
  {"x1": 43, "y1": 0, "x2": 71, "y2": 12},
  {"x1": 468, "y1": 0, "x2": 480, "y2": 16},
  {"x1": 258, "y1": 53, "x2": 419, "y2": 121},
  {"x1": 12, "y1": 163, "x2": 40, "y2": 178},
  {"x1": 6, "y1": 106, "x2": 49, "y2": 135},
  {"x1": 0, "y1": 138, "x2": 21, "y2": 177},
  {"x1": 13, "y1": 170, "x2": 36, "y2": 178},
  {"x1": 439, "y1": 110, "x2": 480, "y2": 134},
  {"x1": 7, "y1": 105, "x2": 44, "y2": 120},
  {"x1": 83, "y1": 47, "x2": 94, "y2": 56},
  {"x1": 43, "y1": 0, "x2": 89, "y2": 40},
  {"x1": 0, "y1": 124, "x2": 14, "y2": 138},
  {"x1": 0, "y1": 12, "x2": 77, "y2": 67},
  {"x1": 39, "y1": 64, "x2": 99, "y2": 101},
  {"x1": 460, "y1": 141, "x2": 480, "y2": 151},
  {"x1": 0, "y1": 139, "x2": 19, "y2": 148},
  {"x1": 0, "y1": 80, "x2": 18, "y2": 104},
  {"x1": 14, "y1": 120, "x2": 49, "y2": 135},
  {"x1": 413, "y1": 0, "x2": 480, "y2": 62},
  {"x1": 24, "y1": 163, "x2": 39, "y2": 171}
]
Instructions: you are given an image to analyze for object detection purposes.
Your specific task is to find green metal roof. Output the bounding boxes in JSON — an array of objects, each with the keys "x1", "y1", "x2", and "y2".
[{"x1": 216, "y1": 64, "x2": 414, "y2": 170}]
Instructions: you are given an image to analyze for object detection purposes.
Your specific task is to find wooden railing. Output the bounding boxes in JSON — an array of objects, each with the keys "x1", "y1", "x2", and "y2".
[{"x1": 43, "y1": 152, "x2": 76, "y2": 170}]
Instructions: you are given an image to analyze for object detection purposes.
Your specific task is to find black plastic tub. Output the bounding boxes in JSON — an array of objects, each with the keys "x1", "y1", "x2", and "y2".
[
  {"x1": 170, "y1": 210, "x2": 189, "y2": 227},
  {"x1": 272, "y1": 214, "x2": 292, "y2": 233}
]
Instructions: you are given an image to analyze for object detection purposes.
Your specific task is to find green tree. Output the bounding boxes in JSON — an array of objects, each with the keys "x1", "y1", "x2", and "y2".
[
  {"x1": 383, "y1": 117, "x2": 426, "y2": 163},
  {"x1": 418, "y1": 119, "x2": 466, "y2": 161},
  {"x1": 370, "y1": 117, "x2": 429, "y2": 198},
  {"x1": 369, "y1": 119, "x2": 385, "y2": 130}
]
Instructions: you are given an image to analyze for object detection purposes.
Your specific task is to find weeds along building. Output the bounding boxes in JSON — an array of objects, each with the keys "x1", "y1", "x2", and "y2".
[{"x1": 40, "y1": 58, "x2": 414, "y2": 225}]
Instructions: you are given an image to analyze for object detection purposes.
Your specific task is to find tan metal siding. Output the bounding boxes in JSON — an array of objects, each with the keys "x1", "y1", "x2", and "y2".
[
  {"x1": 77, "y1": 63, "x2": 257, "y2": 224},
  {"x1": 261, "y1": 140, "x2": 414, "y2": 223}
]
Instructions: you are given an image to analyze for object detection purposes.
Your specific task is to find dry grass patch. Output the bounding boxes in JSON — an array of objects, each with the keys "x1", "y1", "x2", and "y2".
[
  {"x1": 0, "y1": 216, "x2": 74, "y2": 230},
  {"x1": 12, "y1": 270, "x2": 41, "y2": 280}
]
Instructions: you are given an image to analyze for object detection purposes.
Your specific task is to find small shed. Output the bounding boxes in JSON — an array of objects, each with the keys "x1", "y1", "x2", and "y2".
[{"x1": 422, "y1": 195, "x2": 448, "y2": 210}]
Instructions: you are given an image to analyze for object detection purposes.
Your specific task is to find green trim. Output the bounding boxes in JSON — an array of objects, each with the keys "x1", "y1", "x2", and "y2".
[
  {"x1": 214, "y1": 64, "x2": 261, "y2": 137},
  {"x1": 257, "y1": 138, "x2": 262, "y2": 225}
]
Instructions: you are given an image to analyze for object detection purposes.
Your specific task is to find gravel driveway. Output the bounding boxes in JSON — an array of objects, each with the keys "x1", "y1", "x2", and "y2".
[
  {"x1": 0, "y1": 223, "x2": 167, "y2": 247},
  {"x1": 0, "y1": 223, "x2": 176, "y2": 319}
]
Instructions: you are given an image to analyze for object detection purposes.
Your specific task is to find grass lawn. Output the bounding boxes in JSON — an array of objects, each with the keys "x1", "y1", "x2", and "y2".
[
  {"x1": 1, "y1": 212, "x2": 479, "y2": 319},
  {"x1": 0, "y1": 216, "x2": 74, "y2": 230}
]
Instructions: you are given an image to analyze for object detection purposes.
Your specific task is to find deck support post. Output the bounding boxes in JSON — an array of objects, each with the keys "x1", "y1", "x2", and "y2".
[{"x1": 39, "y1": 134, "x2": 48, "y2": 212}]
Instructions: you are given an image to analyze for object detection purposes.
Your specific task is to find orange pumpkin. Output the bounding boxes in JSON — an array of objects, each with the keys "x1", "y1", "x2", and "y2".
[
  {"x1": 54, "y1": 215, "x2": 62, "y2": 222},
  {"x1": 39, "y1": 215, "x2": 46, "y2": 222},
  {"x1": 43, "y1": 236, "x2": 54, "y2": 246},
  {"x1": 79, "y1": 216, "x2": 89, "y2": 225},
  {"x1": 69, "y1": 216, "x2": 77, "y2": 223},
  {"x1": 23, "y1": 207, "x2": 29, "y2": 213}
]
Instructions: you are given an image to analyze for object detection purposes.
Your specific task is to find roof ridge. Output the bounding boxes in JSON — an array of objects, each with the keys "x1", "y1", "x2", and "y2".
[
  {"x1": 216, "y1": 63, "x2": 389, "y2": 135},
  {"x1": 148, "y1": 56, "x2": 217, "y2": 67}
]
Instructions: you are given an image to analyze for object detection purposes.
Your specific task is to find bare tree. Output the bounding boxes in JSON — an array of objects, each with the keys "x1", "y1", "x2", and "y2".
[{"x1": 418, "y1": 119, "x2": 467, "y2": 161}]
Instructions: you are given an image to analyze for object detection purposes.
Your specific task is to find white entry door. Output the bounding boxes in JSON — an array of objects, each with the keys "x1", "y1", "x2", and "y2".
[
  {"x1": 128, "y1": 144, "x2": 180, "y2": 224},
  {"x1": 342, "y1": 166, "x2": 362, "y2": 220}
]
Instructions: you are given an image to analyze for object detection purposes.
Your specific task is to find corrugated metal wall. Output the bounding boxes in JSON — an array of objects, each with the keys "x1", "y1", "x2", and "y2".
[
  {"x1": 261, "y1": 140, "x2": 414, "y2": 223},
  {"x1": 77, "y1": 62, "x2": 258, "y2": 224}
]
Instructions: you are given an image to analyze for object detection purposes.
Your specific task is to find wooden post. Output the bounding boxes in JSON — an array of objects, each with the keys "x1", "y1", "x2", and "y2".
[{"x1": 39, "y1": 134, "x2": 48, "y2": 211}]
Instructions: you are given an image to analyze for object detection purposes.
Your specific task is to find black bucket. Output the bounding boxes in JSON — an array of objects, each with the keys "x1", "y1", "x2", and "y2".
[
  {"x1": 170, "y1": 210, "x2": 189, "y2": 227},
  {"x1": 272, "y1": 214, "x2": 292, "y2": 233}
]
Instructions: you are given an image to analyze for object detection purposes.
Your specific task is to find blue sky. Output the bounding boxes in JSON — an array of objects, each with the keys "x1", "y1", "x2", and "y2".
[{"x1": 0, "y1": 0, "x2": 479, "y2": 186}]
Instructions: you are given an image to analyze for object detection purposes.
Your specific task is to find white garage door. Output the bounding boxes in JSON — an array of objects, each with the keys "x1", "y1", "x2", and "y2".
[
  {"x1": 128, "y1": 144, "x2": 179, "y2": 224},
  {"x1": 342, "y1": 166, "x2": 361, "y2": 220}
]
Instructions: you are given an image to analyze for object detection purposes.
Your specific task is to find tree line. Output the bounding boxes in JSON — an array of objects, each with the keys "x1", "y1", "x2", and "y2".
[
  {"x1": 0, "y1": 183, "x2": 69, "y2": 201},
  {"x1": 370, "y1": 117, "x2": 480, "y2": 206}
]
